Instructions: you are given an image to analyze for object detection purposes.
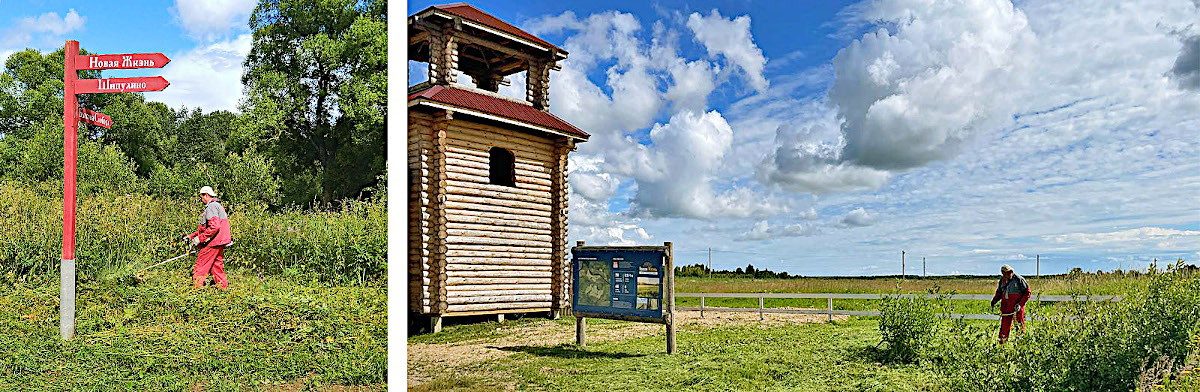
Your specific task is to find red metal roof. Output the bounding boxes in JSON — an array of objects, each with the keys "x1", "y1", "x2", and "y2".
[
  {"x1": 409, "y1": 85, "x2": 588, "y2": 139},
  {"x1": 418, "y1": 3, "x2": 563, "y2": 53}
]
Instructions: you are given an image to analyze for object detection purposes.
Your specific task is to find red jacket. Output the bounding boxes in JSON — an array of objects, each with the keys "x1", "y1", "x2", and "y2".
[
  {"x1": 190, "y1": 200, "x2": 231, "y2": 247},
  {"x1": 992, "y1": 273, "x2": 1031, "y2": 312}
]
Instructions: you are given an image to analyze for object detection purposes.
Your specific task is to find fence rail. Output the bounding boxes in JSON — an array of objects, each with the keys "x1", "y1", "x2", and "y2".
[{"x1": 675, "y1": 292, "x2": 1122, "y2": 321}]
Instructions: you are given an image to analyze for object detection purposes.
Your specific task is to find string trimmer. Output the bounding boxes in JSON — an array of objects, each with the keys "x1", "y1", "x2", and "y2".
[{"x1": 134, "y1": 239, "x2": 195, "y2": 282}]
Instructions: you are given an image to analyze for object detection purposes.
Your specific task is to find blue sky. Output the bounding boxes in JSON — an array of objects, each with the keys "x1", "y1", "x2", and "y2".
[
  {"x1": 1, "y1": 0, "x2": 257, "y2": 111},
  {"x1": 409, "y1": 0, "x2": 1200, "y2": 276}
]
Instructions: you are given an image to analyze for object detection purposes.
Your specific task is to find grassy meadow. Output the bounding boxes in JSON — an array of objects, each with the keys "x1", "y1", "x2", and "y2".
[
  {"x1": 410, "y1": 270, "x2": 1199, "y2": 391},
  {"x1": 0, "y1": 267, "x2": 386, "y2": 391}
]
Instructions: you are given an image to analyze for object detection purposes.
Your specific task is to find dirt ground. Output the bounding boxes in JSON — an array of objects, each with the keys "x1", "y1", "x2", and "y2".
[{"x1": 407, "y1": 310, "x2": 845, "y2": 388}]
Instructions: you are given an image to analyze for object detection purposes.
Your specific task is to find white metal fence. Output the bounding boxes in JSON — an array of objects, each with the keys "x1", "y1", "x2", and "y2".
[{"x1": 676, "y1": 292, "x2": 1122, "y2": 321}]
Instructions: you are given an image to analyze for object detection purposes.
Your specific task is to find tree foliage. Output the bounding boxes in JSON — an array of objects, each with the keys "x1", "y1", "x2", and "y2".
[{"x1": 243, "y1": 0, "x2": 387, "y2": 205}]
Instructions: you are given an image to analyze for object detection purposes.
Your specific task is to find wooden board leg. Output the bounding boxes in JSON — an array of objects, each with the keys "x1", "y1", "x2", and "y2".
[
  {"x1": 576, "y1": 316, "x2": 586, "y2": 347},
  {"x1": 431, "y1": 316, "x2": 443, "y2": 334}
]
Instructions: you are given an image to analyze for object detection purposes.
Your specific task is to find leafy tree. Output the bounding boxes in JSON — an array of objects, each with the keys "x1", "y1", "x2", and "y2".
[{"x1": 242, "y1": 0, "x2": 387, "y2": 205}]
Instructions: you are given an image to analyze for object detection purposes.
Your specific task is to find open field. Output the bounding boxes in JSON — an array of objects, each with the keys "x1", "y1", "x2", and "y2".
[
  {"x1": 408, "y1": 312, "x2": 954, "y2": 391},
  {"x1": 0, "y1": 267, "x2": 386, "y2": 391},
  {"x1": 677, "y1": 274, "x2": 1151, "y2": 295},
  {"x1": 411, "y1": 272, "x2": 1198, "y2": 391}
]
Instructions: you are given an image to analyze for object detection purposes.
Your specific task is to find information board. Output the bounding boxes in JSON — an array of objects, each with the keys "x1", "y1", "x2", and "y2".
[{"x1": 572, "y1": 245, "x2": 672, "y2": 324}]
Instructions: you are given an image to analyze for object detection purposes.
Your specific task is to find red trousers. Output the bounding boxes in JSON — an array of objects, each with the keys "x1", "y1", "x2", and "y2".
[
  {"x1": 193, "y1": 245, "x2": 228, "y2": 289},
  {"x1": 998, "y1": 296, "x2": 1026, "y2": 339}
]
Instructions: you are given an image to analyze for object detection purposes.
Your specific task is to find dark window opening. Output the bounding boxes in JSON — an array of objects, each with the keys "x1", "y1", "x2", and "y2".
[{"x1": 489, "y1": 147, "x2": 515, "y2": 187}]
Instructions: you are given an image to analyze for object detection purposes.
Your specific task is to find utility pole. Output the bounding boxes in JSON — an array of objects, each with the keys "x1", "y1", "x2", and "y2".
[
  {"x1": 1036, "y1": 254, "x2": 1040, "y2": 278},
  {"x1": 707, "y1": 247, "x2": 712, "y2": 279},
  {"x1": 901, "y1": 250, "x2": 906, "y2": 278},
  {"x1": 923, "y1": 257, "x2": 926, "y2": 278}
]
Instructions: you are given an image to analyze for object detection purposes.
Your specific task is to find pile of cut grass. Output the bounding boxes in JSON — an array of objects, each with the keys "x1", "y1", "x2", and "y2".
[{"x1": 0, "y1": 267, "x2": 386, "y2": 391}]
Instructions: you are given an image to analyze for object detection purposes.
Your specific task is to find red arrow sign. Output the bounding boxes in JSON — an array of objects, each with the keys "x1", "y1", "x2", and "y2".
[
  {"x1": 76, "y1": 53, "x2": 170, "y2": 70},
  {"x1": 78, "y1": 107, "x2": 111, "y2": 129},
  {"x1": 75, "y1": 77, "x2": 170, "y2": 94}
]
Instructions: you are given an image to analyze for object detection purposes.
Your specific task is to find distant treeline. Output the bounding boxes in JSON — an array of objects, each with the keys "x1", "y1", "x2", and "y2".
[{"x1": 674, "y1": 262, "x2": 1199, "y2": 279}]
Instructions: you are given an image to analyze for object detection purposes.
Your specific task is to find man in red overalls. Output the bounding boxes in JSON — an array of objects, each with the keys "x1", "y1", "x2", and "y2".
[
  {"x1": 184, "y1": 186, "x2": 232, "y2": 289},
  {"x1": 990, "y1": 264, "x2": 1030, "y2": 343}
]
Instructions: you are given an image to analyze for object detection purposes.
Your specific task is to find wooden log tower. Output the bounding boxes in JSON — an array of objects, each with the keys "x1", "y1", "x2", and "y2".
[{"x1": 408, "y1": 3, "x2": 589, "y2": 332}]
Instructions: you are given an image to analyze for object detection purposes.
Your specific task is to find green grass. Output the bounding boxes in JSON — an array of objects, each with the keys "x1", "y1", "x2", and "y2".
[
  {"x1": 410, "y1": 315, "x2": 963, "y2": 391},
  {"x1": 0, "y1": 266, "x2": 386, "y2": 391},
  {"x1": 677, "y1": 274, "x2": 1150, "y2": 295}
]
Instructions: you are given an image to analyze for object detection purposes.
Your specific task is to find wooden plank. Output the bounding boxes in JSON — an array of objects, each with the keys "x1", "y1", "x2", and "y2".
[
  {"x1": 444, "y1": 200, "x2": 552, "y2": 218},
  {"x1": 446, "y1": 284, "x2": 552, "y2": 292},
  {"x1": 447, "y1": 270, "x2": 552, "y2": 278},
  {"x1": 447, "y1": 277, "x2": 548, "y2": 285},
  {"x1": 447, "y1": 235, "x2": 550, "y2": 247},
  {"x1": 448, "y1": 290, "x2": 552, "y2": 297},
  {"x1": 446, "y1": 222, "x2": 551, "y2": 236},
  {"x1": 445, "y1": 243, "x2": 552, "y2": 253},
  {"x1": 445, "y1": 264, "x2": 551, "y2": 271}
]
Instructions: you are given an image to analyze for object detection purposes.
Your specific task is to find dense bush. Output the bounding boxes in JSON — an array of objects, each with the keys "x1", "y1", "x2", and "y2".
[
  {"x1": 877, "y1": 287, "x2": 953, "y2": 362},
  {"x1": 879, "y1": 261, "x2": 1200, "y2": 391},
  {"x1": 0, "y1": 182, "x2": 385, "y2": 284}
]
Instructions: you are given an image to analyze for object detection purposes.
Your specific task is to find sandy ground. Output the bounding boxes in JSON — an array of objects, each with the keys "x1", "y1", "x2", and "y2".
[{"x1": 407, "y1": 310, "x2": 846, "y2": 388}]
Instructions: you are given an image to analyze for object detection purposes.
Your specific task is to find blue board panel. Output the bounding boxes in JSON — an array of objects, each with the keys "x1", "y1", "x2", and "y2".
[{"x1": 572, "y1": 247, "x2": 665, "y2": 321}]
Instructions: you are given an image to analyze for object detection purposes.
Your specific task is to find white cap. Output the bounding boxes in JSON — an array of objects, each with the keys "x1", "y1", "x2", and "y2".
[
  {"x1": 1000, "y1": 264, "x2": 1013, "y2": 273},
  {"x1": 199, "y1": 186, "x2": 217, "y2": 197}
]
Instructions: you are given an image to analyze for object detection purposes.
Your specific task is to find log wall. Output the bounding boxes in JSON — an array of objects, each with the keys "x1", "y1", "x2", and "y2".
[{"x1": 409, "y1": 109, "x2": 573, "y2": 316}]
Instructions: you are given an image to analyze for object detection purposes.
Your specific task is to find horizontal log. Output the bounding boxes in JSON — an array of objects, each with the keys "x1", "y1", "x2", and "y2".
[
  {"x1": 445, "y1": 214, "x2": 550, "y2": 231},
  {"x1": 446, "y1": 229, "x2": 552, "y2": 242},
  {"x1": 444, "y1": 171, "x2": 553, "y2": 192},
  {"x1": 445, "y1": 264, "x2": 551, "y2": 271},
  {"x1": 445, "y1": 208, "x2": 551, "y2": 224},
  {"x1": 445, "y1": 243, "x2": 553, "y2": 253},
  {"x1": 445, "y1": 179, "x2": 550, "y2": 198},
  {"x1": 446, "y1": 222, "x2": 551, "y2": 235},
  {"x1": 448, "y1": 289, "x2": 551, "y2": 296},
  {"x1": 447, "y1": 270, "x2": 553, "y2": 278},
  {"x1": 445, "y1": 257, "x2": 552, "y2": 266},
  {"x1": 445, "y1": 301, "x2": 553, "y2": 312},
  {"x1": 444, "y1": 200, "x2": 551, "y2": 219},
  {"x1": 447, "y1": 294, "x2": 552, "y2": 304},
  {"x1": 448, "y1": 125, "x2": 556, "y2": 153},
  {"x1": 447, "y1": 235, "x2": 550, "y2": 247},
  {"x1": 445, "y1": 194, "x2": 551, "y2": 212},
  {"x1": 447, "y1": 277, "x2": 549, "y2": 285},
  {"x1": 446, "y1": 284, "x2": 552, "y2": 292},
  {"x1": 448, "y1": 122, "x2": 554, "y2": 146}
]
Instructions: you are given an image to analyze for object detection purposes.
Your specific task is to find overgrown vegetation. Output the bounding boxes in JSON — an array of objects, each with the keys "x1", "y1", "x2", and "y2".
[
  {"x1": 0, "y1": 269, "x2": 385, "y2": 391},
  {"x1": 875, "y1": 260, "x2": 1200, "y2": 391},
  {"x1": 0, "y1": 181, "x2": 386, "y2": 284}
]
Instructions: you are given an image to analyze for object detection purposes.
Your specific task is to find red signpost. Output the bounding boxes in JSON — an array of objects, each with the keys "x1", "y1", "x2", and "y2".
[
  {"x1": 78, "y1": 107, "x2": 112, "y2": 129},
  {"x1": 60, "y1": 40, "x2": 169, "y2": 340}
]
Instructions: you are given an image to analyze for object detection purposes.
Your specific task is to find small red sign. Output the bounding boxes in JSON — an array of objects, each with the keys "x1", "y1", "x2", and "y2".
[
  {"x1": 76, "y1": 53, "x2": 170, "y2": 70},
  {"x1": 78, "y1": 108, "x2": 111, "y2": 129},
  {"x1": 75, "y1": 76, "x2": 170, "y2": 94}
]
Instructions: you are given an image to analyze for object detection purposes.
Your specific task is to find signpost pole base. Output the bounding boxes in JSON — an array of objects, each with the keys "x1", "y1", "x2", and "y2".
[
  {"x1": 60, "y1": 258, "x2": 75, "y2": 340},
  {"x1": 576, "y1": 316, "x2": 586, "y2": 347}
]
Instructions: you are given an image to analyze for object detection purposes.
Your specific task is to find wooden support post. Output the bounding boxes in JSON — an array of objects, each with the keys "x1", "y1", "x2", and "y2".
[
  {"x1": 759, "y1": 296, "x2": 764, "y2": 321},
  {"x1": 665, "y1": 242, "x2": 676, "y2": 355},
  {"x1": 576, "y1": 316, "x2": 585, "y2": 347},
  {"x1": 828, "y1": 297, "x2": 833, "y2": 322},
  {"x1": 497, "y1": 314, "x2": 505, "y2": 323},
  {"x1": 431, "y1": 316, "x2": 443, "y2": 333}
]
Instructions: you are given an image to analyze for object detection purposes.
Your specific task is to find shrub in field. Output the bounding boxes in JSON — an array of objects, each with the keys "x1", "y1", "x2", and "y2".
[
  {"x1": 877, "y1": 287, "x2": 953, "y2": 363},
  {"x1": 928, "y1": 261, "x2": 1200, "y2": 391},
  {"x1": 0, "y1": 182, "x2": 385, "y2": 284}
]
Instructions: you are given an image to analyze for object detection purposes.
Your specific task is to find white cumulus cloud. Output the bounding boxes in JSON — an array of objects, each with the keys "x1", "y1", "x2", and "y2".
[
  {"x1": 152, "y1": 34, "x2": 252, "y2": 112},
  {"x1": 1, "y1": 9, "x2": 86, "y2": 52},
  {"x1": 173, "y1": 0, "x2": 257, "y2": 41},
  {"x1": 686, "y1": 9, "x2": 769, "y2": 92},
  {"x1": 840, "y1": 207, "x2": 876, "y2": 227}
]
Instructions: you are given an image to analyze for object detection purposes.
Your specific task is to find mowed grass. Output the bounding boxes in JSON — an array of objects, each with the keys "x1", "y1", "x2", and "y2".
[
  {"x1": 0, "y1": 267, "x2": 386, "y2": 391},
  {"x1": 411, "y1": 316, "x2": 955, "y2": 391}
]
